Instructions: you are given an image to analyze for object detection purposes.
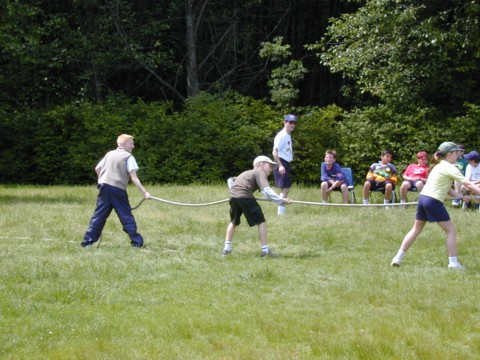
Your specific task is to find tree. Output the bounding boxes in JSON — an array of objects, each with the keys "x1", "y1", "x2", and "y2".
[
  {"x1": 312, "y1": 0, "x2": 480, "y2": 113},
  {"x1": 259, "y1": 37, "x2": 307, "y2": 107}
]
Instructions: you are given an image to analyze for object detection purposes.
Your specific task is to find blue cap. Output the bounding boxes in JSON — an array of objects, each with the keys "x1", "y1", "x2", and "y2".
[
  {"x1": 284, "y1": 114, "x2": 297, "y2": 122},
  {"x1": 464, "y1": 151, "x2": 480, "y2": 162}
]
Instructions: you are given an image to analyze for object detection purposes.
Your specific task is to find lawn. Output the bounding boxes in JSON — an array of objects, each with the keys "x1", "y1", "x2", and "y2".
[{"x1": 0, "y1": 184, "x2": 479, "y2": 359}]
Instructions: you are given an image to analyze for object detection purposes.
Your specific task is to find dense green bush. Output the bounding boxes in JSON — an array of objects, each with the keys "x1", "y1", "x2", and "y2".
[
  {"x1": 0, "y1": 92, "x2": 332, "y2": 184},
  {"x1": 338, "y1": 104, "x2": 480, "y2": 183},
  {"x1": 1, "y1": 95, "x2": 478, "y2": 186},
  {"x1": 134, "y1": 91, "x2": 280, "y2": 184}
]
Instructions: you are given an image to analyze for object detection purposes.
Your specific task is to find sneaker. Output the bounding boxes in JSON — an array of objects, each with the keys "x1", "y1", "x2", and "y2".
[
  {"x1": 222, "y1": 249, "x2": 231, "y2": 256},
  {"x1": 132, "y1": 243, "x2": 143, "y2": 248},
  {"x1": 261, "y1": 250, "x2": 279, "y2": 257},
  {"x1": 447, "y1": 262, "x2": 465, "y2": 270},
  {"x1": 391, "y1": 256, "x2": 402, "y2": 267},
  {"x1": 452, "y1": 199, "x2": 461, "y2": 207},
  {"x1": 81, "y1": 241, "x2": 93, "y2": 248}
]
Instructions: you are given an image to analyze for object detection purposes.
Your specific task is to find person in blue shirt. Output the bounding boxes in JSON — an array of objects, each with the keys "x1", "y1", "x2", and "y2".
[{"x1": 320, "y1": 149, "x2": 348, "y2": 204}]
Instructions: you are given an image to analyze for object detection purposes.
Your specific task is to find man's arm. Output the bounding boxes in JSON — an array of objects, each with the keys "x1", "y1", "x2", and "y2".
[{"x1": 272, "y1": 148, "x2": 285, "y2": 175}]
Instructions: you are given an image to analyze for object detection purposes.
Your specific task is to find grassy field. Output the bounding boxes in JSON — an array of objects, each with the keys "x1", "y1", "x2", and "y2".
[{"x1": 1, "y1": 184, "x2": 479, "y2": 359}]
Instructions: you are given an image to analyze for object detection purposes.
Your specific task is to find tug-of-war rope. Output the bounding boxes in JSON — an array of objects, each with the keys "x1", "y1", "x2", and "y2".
[
  {"x1": 132, "y1": 195, "x2": 475, "y2": 210},
  {"x1": 132, "y1": 195, "x2": 420, "y2": 210}
]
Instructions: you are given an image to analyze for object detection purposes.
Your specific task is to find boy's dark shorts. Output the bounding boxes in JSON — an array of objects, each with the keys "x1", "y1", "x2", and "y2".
[
  {"x1": 274, "y1": 158, "x2": 292, "y2": 188},
  {"x1": 367, "y1": 179, "x2": 395, "y2": 192},
  {"x1": 229, "y1": 198, "x2": 266, "y2": 227}
]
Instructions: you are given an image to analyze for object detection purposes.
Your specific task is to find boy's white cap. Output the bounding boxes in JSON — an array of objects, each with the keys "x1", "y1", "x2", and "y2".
[{"x1": 253, "y1": 155, "x2": 277, "y2": 167}]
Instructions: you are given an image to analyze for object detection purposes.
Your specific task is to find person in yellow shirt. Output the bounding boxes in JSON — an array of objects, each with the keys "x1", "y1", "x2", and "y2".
[{"x1": 391, "y1": 142, "x2": 480, "y2": 270}]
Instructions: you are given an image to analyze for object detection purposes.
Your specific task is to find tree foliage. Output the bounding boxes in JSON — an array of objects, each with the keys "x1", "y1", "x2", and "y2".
[
  {"x1": 314, "y1": 0, "x2": 480, "y2": 112},
  {"x1": 0, "y1": 0, "x2": 349, "y2": 111},
  {"x1": 260, "y1": 37, "x2": 308, "y2": 107}
]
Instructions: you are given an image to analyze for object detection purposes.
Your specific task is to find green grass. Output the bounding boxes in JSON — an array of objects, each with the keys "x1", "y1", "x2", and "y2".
[{"x1": 1, "y1": 184, "x2": 480, "y2": 359}]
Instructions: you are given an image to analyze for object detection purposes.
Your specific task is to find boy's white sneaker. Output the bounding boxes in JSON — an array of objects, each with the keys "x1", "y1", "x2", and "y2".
[{"x1": 447, "y1": 262, "x2": 465, "y2": 270}]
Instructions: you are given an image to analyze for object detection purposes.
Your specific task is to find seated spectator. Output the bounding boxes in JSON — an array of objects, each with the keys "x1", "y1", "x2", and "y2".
[
  {"x1": 363, "y1": 150, "x2": 398, "y2": 205},
  {"x1": 461, "y1": 150, "x2": 480, "y2": 210},
  {"x1": 400, "y1": 151, "x2": 429, "y2": 204},
  {"x1": 320, "y1": 150, "x2": 348, "y2": 204}
]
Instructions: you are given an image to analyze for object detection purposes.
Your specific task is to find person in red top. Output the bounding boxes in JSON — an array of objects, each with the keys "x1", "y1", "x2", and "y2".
[{"x1": 400, "y1": 151, "x2": 429, "y2": 203}]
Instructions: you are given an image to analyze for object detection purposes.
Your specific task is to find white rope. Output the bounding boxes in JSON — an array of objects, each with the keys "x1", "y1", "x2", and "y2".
[
  {"x1": 141, "y1": 195, "x2": 230, "y2": 208},
  {"x1": 289, "y1": 200, "x2": 418, "y2": 207},
  {"x1": 132, "y1": 196, "x2": 419, "y2": 209},
  {"x1": 131, "y1": 195, "x2": 474, "y2": 210}
]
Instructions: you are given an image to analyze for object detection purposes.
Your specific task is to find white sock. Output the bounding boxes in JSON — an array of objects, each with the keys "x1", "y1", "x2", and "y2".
[
  {"x1": 278, "y1": 205, "x2": 285, "y2": 215},
  {"x1": 395, "y1": 249, "x2": 405, "y2": 260},
  {"x1": 363, "y1": 199, "x2": 369, "y2": 205},
  {"x1": 384, "y1": 199, "x2": 390, "y2": 205},
  {"x1": 400, "y1": 200, "x2": 406, "y2": 204},
  {"x1": 261, "y1": 245, "x2": 269, "y2": 253},
  {"x1": 224, "y1": 241, "x2": 231, "y2": 251}
]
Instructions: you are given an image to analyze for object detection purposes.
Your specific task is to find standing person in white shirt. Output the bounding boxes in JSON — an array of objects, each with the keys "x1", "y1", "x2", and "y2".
[{"x1": 272, "y1": 114, "x2": 297, "y2": 215}]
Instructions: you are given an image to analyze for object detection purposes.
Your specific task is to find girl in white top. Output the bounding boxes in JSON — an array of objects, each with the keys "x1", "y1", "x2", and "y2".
[{"x1": 391, "y1": 142, "x2": 480, "y2": 270}]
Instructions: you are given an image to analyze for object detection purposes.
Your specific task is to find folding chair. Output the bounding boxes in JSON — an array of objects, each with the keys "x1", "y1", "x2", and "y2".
[{"x1": 325, "y1": 167, "x2": 356, "y2": 204}]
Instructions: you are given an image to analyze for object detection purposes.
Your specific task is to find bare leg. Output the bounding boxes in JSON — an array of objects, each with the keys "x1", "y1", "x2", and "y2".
[
  {"x1": 321, "y1": 182, "x2": 329, "y2": 202},
  {"x1": 400, "y1": 181, "x2": 411, "y2": 202},
  {"x1": 384, "y1": 183, "x2": 393, "y2": 202},
  {"x1": 258, "y1": 222, "x2": 267, "y2": 246},
  {"x1": 341, "y1": 184, "x2": 349, "y2": 204},
  {"x1": 415, "y1": 181, "x2": 424, "y2": 193},
  {"x1": 399, "y1": 220, "x2": 427, "y2": 252},
  {"x1": 225, "y1": 222, "x2": 236, "y2": 242},
  {"x1": 437, "y1": 220, "x2": 457, "y2": 256},
  {"x1": 391, "y1": 219, "x2": 427, "y2": 266},
  {"x1": 363, "y1": 181, "x2": 371, "y2": 201}
]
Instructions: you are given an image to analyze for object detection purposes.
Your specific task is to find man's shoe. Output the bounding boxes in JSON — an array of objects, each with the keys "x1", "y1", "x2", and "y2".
[
  {"x1": 447, "y1": 262, "x2": 465, "y2": 270},
  {"x1": 452, "y1": 199, "x2": 461, "y2": 207},
  {"x1": 261, "y1": 250, "x2": 279, "y2": 257},
  {"x1": 132, "y1": 243, "x2": 143, "y2": 248},
  {"x1": 391, "y1": 257, "x2": 402, "y2": 267},
  {"x1": 222, "y1": 249, "x2": 231, "y2": 256},
  {"x1": 81, "y1": 241, "x2": 93, "y2": 248}
]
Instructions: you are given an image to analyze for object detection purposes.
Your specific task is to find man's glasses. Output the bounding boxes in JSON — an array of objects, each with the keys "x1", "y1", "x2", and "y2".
[{"x1": 286, "y1": 121, "x2": 297, "y2": 125}]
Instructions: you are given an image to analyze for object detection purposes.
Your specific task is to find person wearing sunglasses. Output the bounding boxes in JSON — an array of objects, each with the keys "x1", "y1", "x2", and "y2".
[{"x1": 272, "y1": 114, "x2": 297, "y2": 216}]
